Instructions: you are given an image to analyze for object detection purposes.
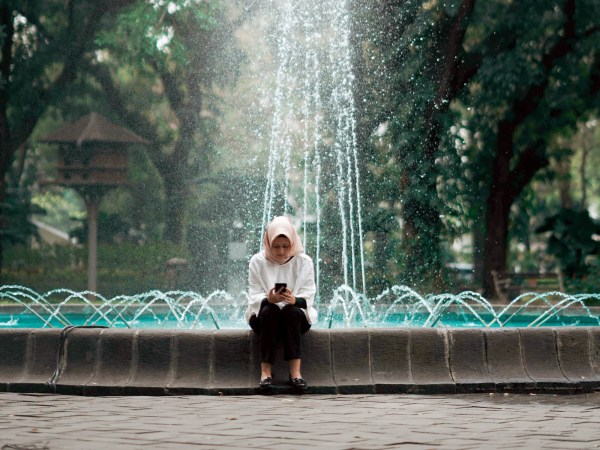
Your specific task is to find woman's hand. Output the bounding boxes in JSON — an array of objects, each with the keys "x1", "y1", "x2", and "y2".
[
  {"x1": 267, "y1": 288, "x2": 283, "y2": 304},
  {"x1": 268, "y1": 288, "x2": 295, "y2": 305},
  {"x1": 280, "y1": 289, "x2": 296, "y2": 305}
]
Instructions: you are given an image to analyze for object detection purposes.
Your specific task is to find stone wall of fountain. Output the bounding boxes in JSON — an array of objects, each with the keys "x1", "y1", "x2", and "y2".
[{"x1": 1, "y1": 326, "x2": 599, "y2": 395}]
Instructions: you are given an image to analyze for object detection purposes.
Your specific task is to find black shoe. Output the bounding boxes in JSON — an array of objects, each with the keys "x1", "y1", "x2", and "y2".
[
  {"x1": 259, "y1": 377, "x2": 273, "y2": 388},
  {"x1": 289, "y1": 375, "x2": 307, "y2": 390}
]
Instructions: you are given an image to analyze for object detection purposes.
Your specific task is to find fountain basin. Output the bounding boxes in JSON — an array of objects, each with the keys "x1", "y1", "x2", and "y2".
[
  {"x1": 1, "y1": 327, "x2": 599, "y2": 395},
  {"x1": 3, "y1": 286, "x2": 599, "y2": 329},
  {"x1": 2, "y1": 308, "x2": 600, "y2": 329}
]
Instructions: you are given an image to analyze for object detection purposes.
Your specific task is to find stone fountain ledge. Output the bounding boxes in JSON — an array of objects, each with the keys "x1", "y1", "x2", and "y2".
[{"x1": 1, "y1": 327, "x2": 599, "y2": 395}]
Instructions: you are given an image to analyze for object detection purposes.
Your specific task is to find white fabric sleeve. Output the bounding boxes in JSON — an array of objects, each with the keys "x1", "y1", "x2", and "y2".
[
  {"x1": 295, "y1": 258, "x2": 316, "y2": 309},
  {"x1": 247, "y1": 257, "x2": 267, "y2": 317}
]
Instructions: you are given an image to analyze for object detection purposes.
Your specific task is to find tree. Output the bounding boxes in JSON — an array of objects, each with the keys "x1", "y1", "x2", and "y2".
[
  {"x1": 0, "y1": 0, "x2": 137, "y2": 277},
  {"x1": 536, "y1": 208, "x2": 600, "y2": 278},
  {"x1": 356, "y1": 0, "x2": 478, "y2": 290},
  {"x1": 358, "y1": 0, "x2": 600, "y2": 295},
  {"x1": 91, "y1": 1, "x2": 250, "y2": 244},
  {"x1": 467, "y1": 0, "x2": 600, "y2": 295}
]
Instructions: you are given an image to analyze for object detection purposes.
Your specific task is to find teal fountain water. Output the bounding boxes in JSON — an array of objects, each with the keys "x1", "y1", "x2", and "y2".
[{"x1": 1, "y1": 285, "x2": 599, "y2": 329}]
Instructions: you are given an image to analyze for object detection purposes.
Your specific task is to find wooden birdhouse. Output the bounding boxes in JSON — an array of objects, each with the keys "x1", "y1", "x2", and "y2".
[{"x1": 40, "y1": 112, "x2": 148, "y2": 293}]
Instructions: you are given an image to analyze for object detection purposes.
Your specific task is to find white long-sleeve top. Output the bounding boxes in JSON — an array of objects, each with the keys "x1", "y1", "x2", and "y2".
[{"x1": 245, "y1": 252, "x2": 318, "y2": 324}]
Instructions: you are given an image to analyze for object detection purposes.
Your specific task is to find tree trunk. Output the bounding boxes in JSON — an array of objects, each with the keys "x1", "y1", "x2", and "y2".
[
  {"x1": 397, "y1": 1, "x2": 476, "y2": 290},
  {"x1": 0, "y1": 177, "x2": 6, "y2": 281},
  {"x1": 472, "y1": 216, "x2": 486, "y2": 285},
  {"x1": 482, "y1": 202, "x2": 510, "y2": 299},
  {"x1": 579, "y1": 132, "x2": 591, "y2": 209},
  {"x1": 163, "y1": 173, "x2": 187, "y2": 244},
  {"x1": 400, "y1": 120, "x2": 445, "y2": 288},
  {"x1": 401, "y1": 194, "x2": 444, "y2": 288},
  {"x1": 0, "y1": 139, "x2": 11, "y2": 280},
  {"x1": 86, "y1": 197, "x2": 100, "y2": 294},
  {"x1": 554, "y1": 157, "x2": 574, "y2": 210},
  {"x1": 482, "y1": 122, "x2": 514, "y2": 298},
  {"x1": 478, "y1": 0, "x2": 580, "y2": 299},
  {"x1": 0, "y1": 5, "x2": 15, "y2": 279}
]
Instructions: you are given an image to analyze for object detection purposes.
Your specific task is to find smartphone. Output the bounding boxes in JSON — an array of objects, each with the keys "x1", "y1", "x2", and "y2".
[{"x1": 275, "y1": 283, "x2": 287, "y2": 294}]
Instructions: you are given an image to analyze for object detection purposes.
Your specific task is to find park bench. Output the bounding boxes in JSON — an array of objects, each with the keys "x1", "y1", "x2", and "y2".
[{"x1": 491, "y1": 270, "x2": 565, "y2": 303}]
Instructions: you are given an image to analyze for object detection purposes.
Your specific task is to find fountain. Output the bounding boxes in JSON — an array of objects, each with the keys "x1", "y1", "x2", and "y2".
[
  {"x1": 2, "y1": 283, "x2": 600, "y2": 395},
  {"x1": 1, "y1": 285, "x2": 599, "y2": 329}
]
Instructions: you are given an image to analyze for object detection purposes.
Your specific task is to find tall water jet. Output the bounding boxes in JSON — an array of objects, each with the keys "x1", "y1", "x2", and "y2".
[{"x1": 260, "y1": 0, "x2": 366, "y2": 299}]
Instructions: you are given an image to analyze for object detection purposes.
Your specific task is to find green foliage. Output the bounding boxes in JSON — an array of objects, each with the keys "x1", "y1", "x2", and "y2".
[
  {"x1": 0, "y1": 189, "x2": 42, "y2": 247},
  {"x1": 355, "y1": 0, "x2": 600, "y2": 293},
  {"x1": 355, "y1": 0, "x2": 448, "y2": 287},
  {"x1": 565, "y1": 270, "x2": 600, "y2": 295},
  {"x1": 536, "y1": 208, "x2": 600, "y2": 278},
  {"x1": 31, "y1": 189, "x2": 85, "y2": 233},
  {"x1": 96, "y1": 0, "x2": 223, "y2": 66},
  {"x1": 362, "y1": 208, "x2": 402, "y2": 295},
  {"x1": 3, "y1": 242, "x2": 191, "y2": 297},
  {"x1": 91, "y1": 0, "x2": 244, "y2": 243},
  {"x1": 70, "y1": 211, "x2": 130, "y2": 244},
  {"x1": 5, "y1": 1, "x2": 112, "y2": 142}
]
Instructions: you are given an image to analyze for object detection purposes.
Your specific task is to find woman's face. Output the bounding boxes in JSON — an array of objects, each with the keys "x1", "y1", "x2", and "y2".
[{"x1": 271, "y1": 235, "x2": 292, "y2": 262}]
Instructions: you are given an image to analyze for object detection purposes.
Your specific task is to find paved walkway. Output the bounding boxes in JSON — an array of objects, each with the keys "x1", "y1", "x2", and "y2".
[{"x1": 1, "y1": 392, "x2": 600, "y2": 449}]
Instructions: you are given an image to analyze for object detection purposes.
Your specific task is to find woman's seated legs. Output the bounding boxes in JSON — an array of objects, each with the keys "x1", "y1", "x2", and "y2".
[
  {"x1": 280, "y1": 304, "x2": 310, "y2": 361},
  {"x1": 250, "y1": 301, "x2": 311, "y2": 381},
  {"x1": 250, "y1": 300, "x2": 282, "y2": 367}
]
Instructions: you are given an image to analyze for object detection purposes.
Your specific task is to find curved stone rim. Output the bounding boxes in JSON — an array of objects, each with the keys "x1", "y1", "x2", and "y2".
[{"x1": 1, "y1": 327, "x2": 599, "y2": 395}]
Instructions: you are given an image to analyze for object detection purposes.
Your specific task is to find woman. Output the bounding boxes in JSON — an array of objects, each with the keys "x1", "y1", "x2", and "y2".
[{"x1": 246, "y1": 216, "x2": 317, "y2": 390}]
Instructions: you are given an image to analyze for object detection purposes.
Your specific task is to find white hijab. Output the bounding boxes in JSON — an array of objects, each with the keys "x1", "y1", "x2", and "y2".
[{"x1": 262, "y1": 216, "x2": 304, "y2": 264}]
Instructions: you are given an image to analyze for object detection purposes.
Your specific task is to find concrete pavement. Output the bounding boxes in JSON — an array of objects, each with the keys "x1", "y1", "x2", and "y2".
[{"x1": 2, "y1": 392, "x2": 600, "y2": 449}]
